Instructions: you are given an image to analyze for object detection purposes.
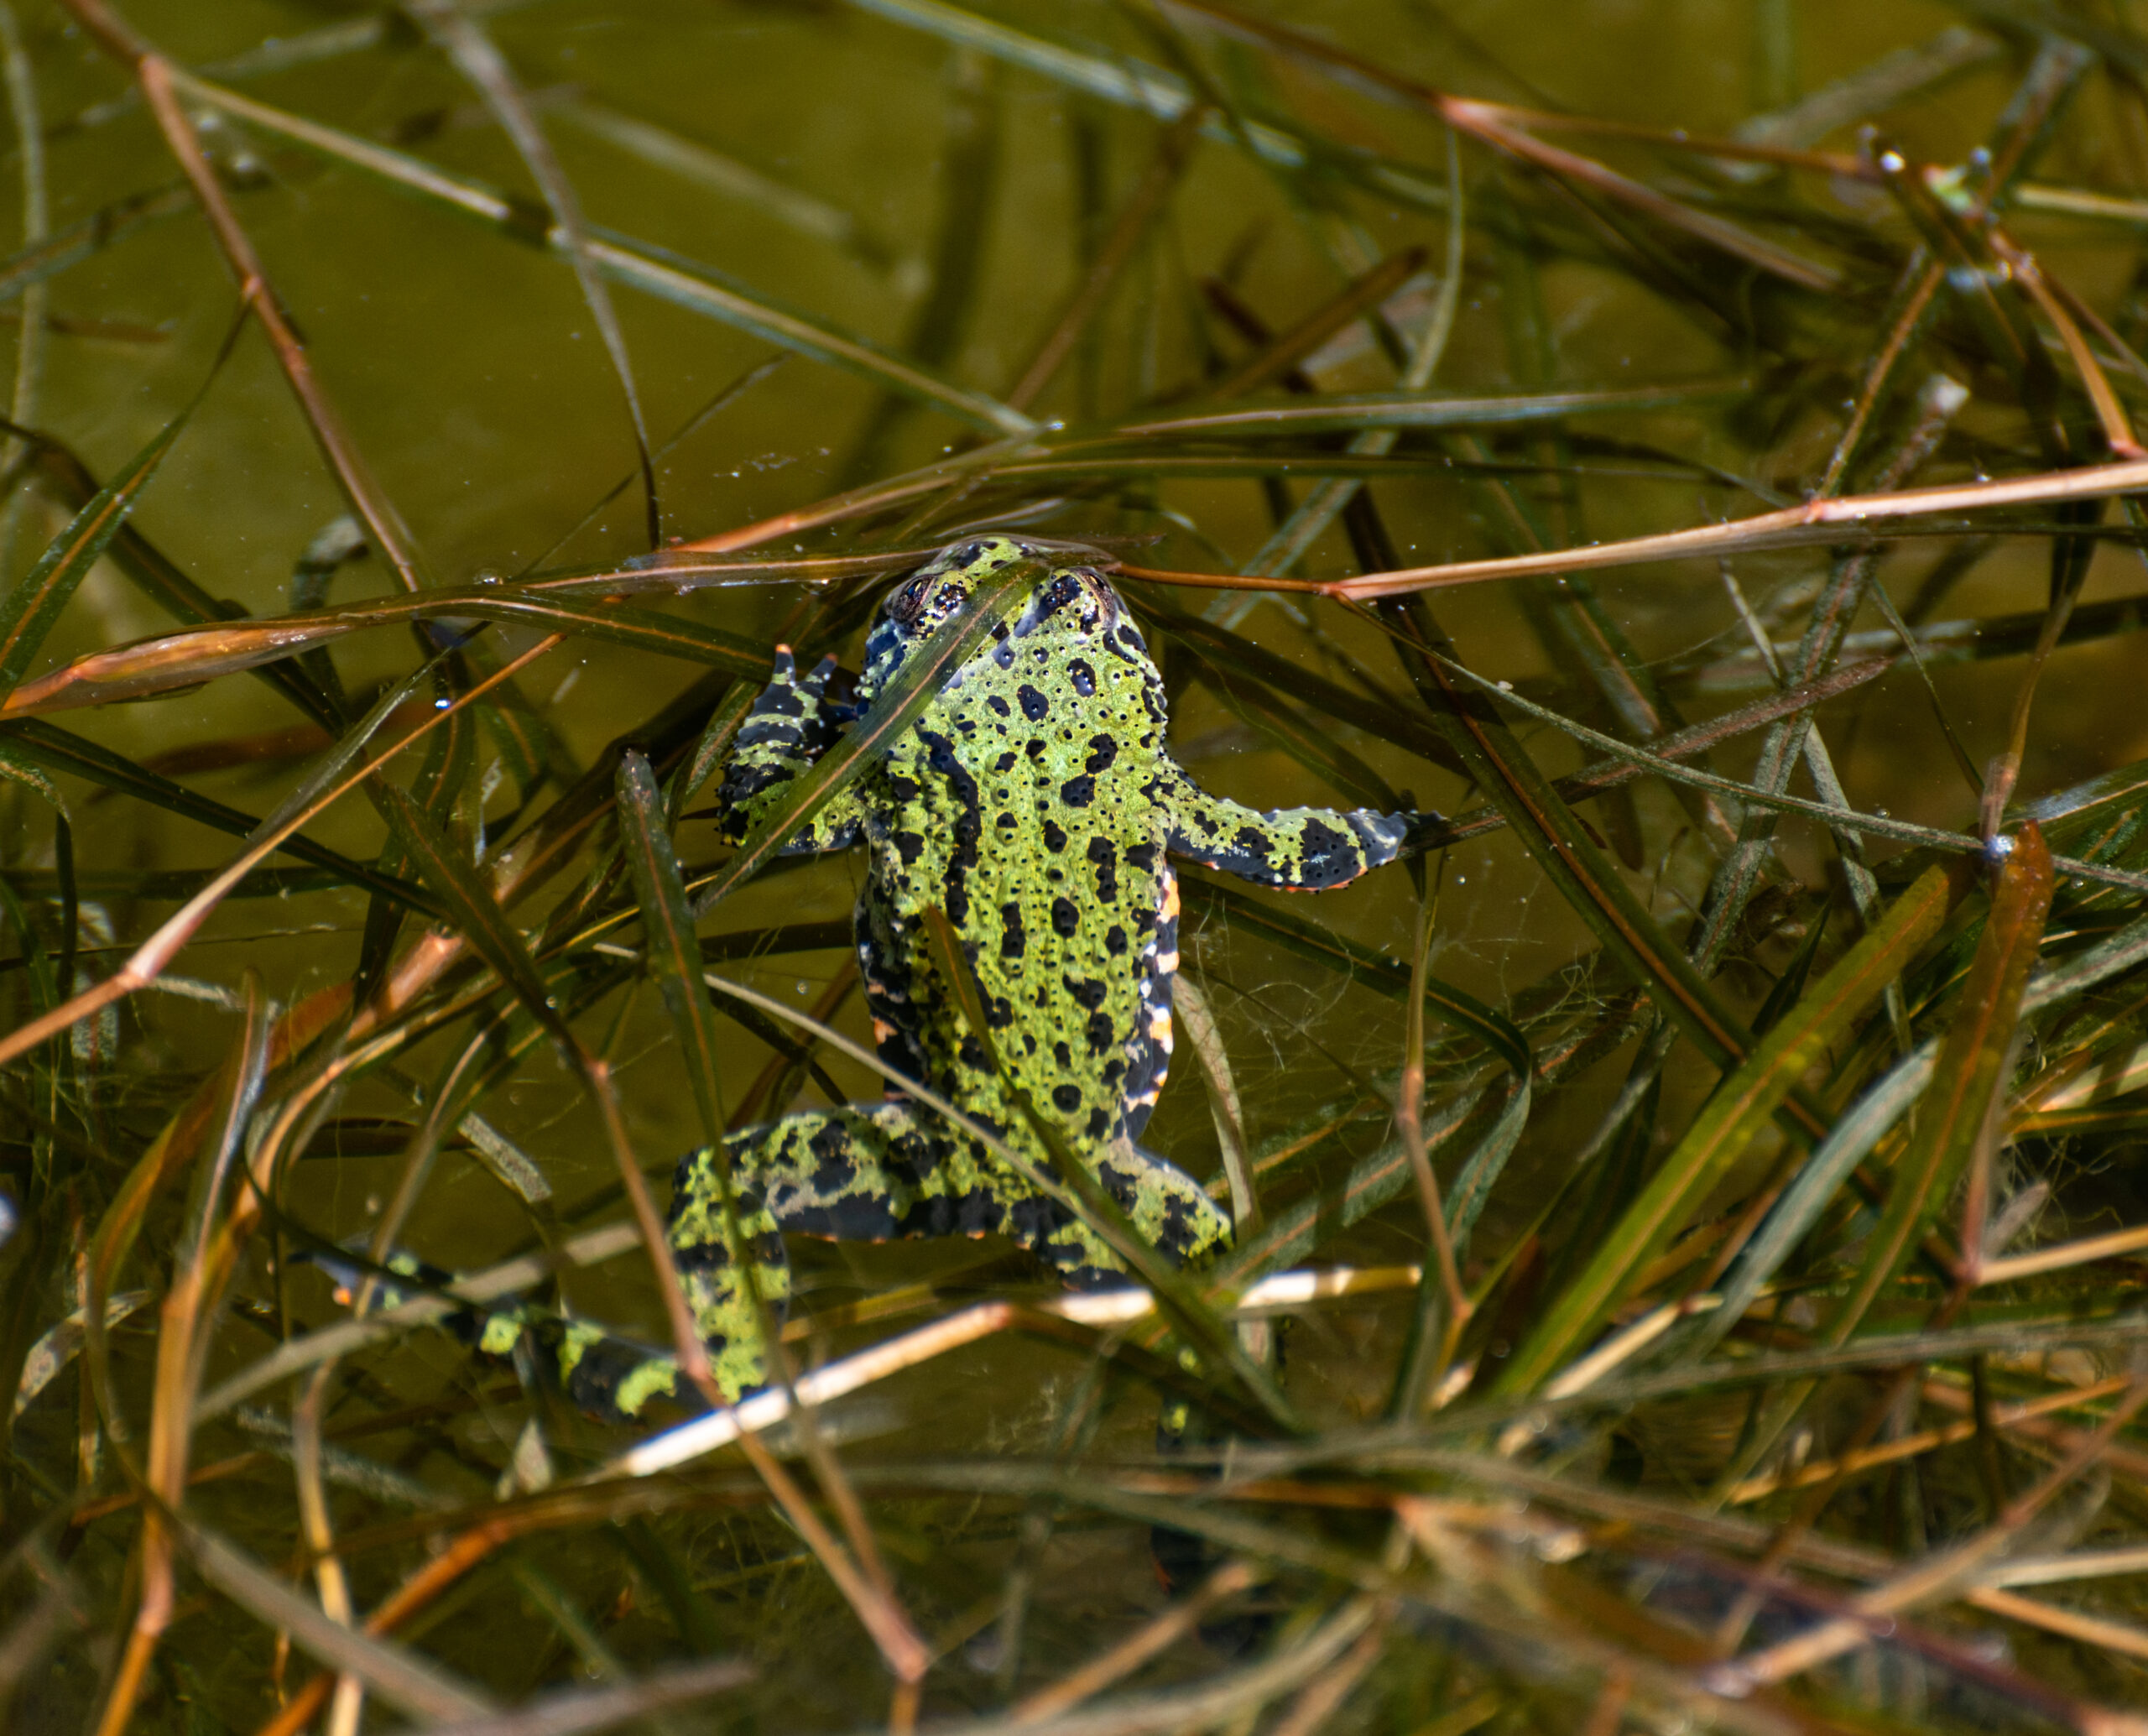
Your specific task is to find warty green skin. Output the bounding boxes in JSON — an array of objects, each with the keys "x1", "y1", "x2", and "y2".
[{"x1": 563, "y1": 538, "x2": 1434, "y2": 1417}]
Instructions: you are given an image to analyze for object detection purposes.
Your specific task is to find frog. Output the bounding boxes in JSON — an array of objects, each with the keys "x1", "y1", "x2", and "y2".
[{"x1": 559, "y1": 537, "x2": 1438, "y2": 1418}]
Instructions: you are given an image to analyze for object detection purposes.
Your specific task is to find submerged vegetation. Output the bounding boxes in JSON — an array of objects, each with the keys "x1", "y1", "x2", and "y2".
[{"x1": 5, "y1": 0, "x2": 2148, "y2": 1730}]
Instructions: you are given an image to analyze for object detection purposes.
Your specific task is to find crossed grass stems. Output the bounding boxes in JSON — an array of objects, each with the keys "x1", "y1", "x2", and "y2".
[{"x1": 3, "y1": 0, "x2": 2148, "y2": 1732}]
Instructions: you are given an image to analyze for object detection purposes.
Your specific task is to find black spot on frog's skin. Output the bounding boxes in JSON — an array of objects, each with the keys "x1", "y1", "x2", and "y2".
[
  {"x1": 1024, "y1": 738, "x2": 1046, "y2": 763},
  {"x1": 994, "y1": 811, "x2": 1017, "y2": 832},
  {"x1": 1008, "y1": 1195, "x2": 1063, "y2": 1249},
  {"x1": 888, "y1": 772, "x2": 920, "y2": 803},
  {"x1": 986, "y1": 994, "x2": 1015, "y2": 1029},
  {"x1": 946, "y1": 884, "x2": 970, "y2": 924},
  {"x1": 1051, "y1": 896, "x2": 1080, "y2": 938},
  {"x1": 1053, "y1": 1039, "x2": 1071, "y2": 1068},
  {"x1": 1105, "y1": 924, "x2": 1128, "y2": 956},
  {"x1": 1019, "y1": 684, "x2": 1050, "y2": 722},
  {"x1": 1061, "y1": 774, "x2": 1096, "y2": 807},
  {"x1": 1051, "y1": 1084, "x2": 1082, "y2": 1113},
  {"x1": 1042, "y1": 818, "x2": 1068, "y2": 852},
  {"x1": 1000, "y1": 902, "x2": 1026, "y2": 958},
  {"x1": 1086, "y1": 1107, "x2": 1111, "y2": 1139},
  {"x1": 1086, "y1": 836, "x2": 1118, "y2": 901},
  {"x1": 1064, "y1": 975, "x2": 1108, "y2": 1010},
  {"x1": 987, "y1": 694, "x2": 1010, "y2": 717},
  {"x1": 807, "y1": 1119, "x2": 858, "y2": 1192},
  {"x1": 1124, "y1": 842, "x2": 1157, "y2": 873},
  {"x1": 1085, "y1": 1010, "x2": 1113, "y2": 1053},
  {"x1": 1300, "y1": 818, "x2": 1358, "y2": 885},
  {"x1": 959, "y1": 1033, "x2": 991, "y2": 1071},
  {"x1": 994, "y1": 750, "x2": 1017, "y2": 773},
  {"x1": 1085, "y1": 734, "x2": 1118, "y2": 774},
  {"x1": 892, "y1": 831, "x2": 925, "y2": 864},
  {"x1": 1068, "y1": 658, "x2": 1096, "y2": 697},
  {"x1": 1025, "y1": 576, "x2": 1071, "y2": 623}
]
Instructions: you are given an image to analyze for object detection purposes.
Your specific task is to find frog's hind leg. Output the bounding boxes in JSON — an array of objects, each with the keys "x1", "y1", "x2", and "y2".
[{"x1": 661, "y1": 1102, "x2": 1082, "y2": 1400}]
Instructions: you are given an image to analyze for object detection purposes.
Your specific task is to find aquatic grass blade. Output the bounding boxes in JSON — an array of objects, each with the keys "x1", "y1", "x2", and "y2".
[
  {"x1": 0, "y1": 324, "x2": 227, "y2": 699},
  {"x1": 375, "y1": 780, "x2": 571, "y2": 1052},
  {"x1": 1181, "y1": 875, "x2": 1530, "y2": 1077},
  {"x1": 1494, "y1": 863, "x2": 1958, "y2": 1395},
  {"x1": 175, "y1": 1520, "x2": 494, "y2": 1721},
  {"x1": 1380, "y1": 594, "x2": 1765, "y2": 1083},
  {"x1": 0, "y1": 588, "x2": 772, "y2": 717},
  {"x1": 614, "y1": 749, "x2": 728, "y2": 1144},
  {"x1": 0, "y1": 418, "x2": 341, "y2": 728},
  {"x1": 4, "y1": 717, "x2": 440, "y2": 915},
  {"x1": 1822, "y1": 826, "x2": 2056, "y2": 1345},
  {"x1": 408, "y1": 0, "x2": 663, "y2": 546},
  {"x1": 162, "y1": 66, "x2": 1035, "y2": 439},
  {"x1": 915, "y1": 905, "x2": 1298, "y2": 1428}
]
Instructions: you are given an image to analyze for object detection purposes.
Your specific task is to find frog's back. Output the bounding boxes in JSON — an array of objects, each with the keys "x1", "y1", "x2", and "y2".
[{"x1": 859, "y1": 557, "x2": 1180, "y2": 1154}]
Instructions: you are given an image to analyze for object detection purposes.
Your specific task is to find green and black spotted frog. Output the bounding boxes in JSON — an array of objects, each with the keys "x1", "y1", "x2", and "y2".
[{"x1": 563, "y1": 538, "x2": 1437, "y2": 1416}]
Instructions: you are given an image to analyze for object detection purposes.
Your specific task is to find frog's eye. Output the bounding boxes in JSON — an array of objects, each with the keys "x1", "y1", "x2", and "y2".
[{"x1": 888, "y1": 574, "x2": 934, "y2": 623}]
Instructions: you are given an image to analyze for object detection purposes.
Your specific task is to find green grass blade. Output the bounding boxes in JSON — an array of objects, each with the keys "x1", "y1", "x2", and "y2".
[
  {"x1": 3, "y1": 718, "x2": 440, "y2": 915},
  {"x1": 0, "y1": 361, "x2": 210, "y2": 698},
  {"x1": 0, "y1": 422, "x2": 341, "y2": 729},
  {"x1": 376, "y1": 779, "x2": 571, "y2": 1051},
  {"x1": 1382, "y1": 594, "x2": 1765, "y2": 1083},
  {"x1": 915, "y1": 904, "x2": 1298, "y2": 1428},
  {"x1": 1494, "y1": 862, "x2": 1958, "y2": 1395},
  {"x1": 1, "y1": 590, "x2": 772, "y2": 716},
  {"x1": 1822, "y1": 826, "x2": 2056, "y2": 1344},
  {"x1": 410, "y1": 0, "x2": 663, "y2": 546},
  {"x1": 1191, "y1": 662, "x2": 1401, "y2": 812},
  {"x1": 1158, "y1": 609, "x2": 1462, "y2": 774},
  {"x1": 1104, "y1": 379, "x2": 1749, "y2": 442},
  {"x1": 167, "y1": 68, "x2": 1035, "y2": 439},
  {"x1": 615, "y1": 749, "x2": 728, "y2": 1144}
]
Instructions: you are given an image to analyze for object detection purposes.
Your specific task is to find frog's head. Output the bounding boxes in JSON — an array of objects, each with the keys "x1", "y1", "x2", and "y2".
[{"x1": 863, "y1": 536, "x2": 1141, "y2": 691}]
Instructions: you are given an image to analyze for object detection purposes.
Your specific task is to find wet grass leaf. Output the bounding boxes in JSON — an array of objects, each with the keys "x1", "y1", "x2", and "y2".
[{"x1": 1496, "y1": 863, "x2": 1958, "y2": 1395}]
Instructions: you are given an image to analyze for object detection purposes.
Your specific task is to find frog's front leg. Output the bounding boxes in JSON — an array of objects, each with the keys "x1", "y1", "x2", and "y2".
[
  {"x1": 716, "y1": 646, "x2": 869, "y2": 853},
  {"x1": 1159, "y1": 764, "x2": 1435, "y2": 889}
]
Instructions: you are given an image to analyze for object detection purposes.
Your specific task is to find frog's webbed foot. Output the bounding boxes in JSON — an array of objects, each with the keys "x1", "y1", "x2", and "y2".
[
  {"x1": 716, "y1": 647, "x2": 867, "y2": 852},
  {"x1": 1162, "y1": 765, "x2": 1439, "y2": 890}
]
